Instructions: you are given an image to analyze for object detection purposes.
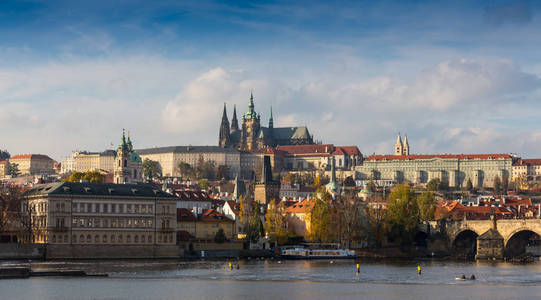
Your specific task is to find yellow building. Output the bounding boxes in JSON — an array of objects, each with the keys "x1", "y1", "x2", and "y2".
[
  {"x1": 9, "y1": 154, "x2": 55, "y2": 176},
  {"x1": 283, "y1": 198, "x2": 315, "y2": 238},
  {"x1": 176, "y1": 208, "x2": 235, "y2": 240}
]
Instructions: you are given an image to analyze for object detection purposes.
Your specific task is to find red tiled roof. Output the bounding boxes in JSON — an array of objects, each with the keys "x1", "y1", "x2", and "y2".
[
  {"x1": 177, "y1": 208, "x2": 197, "y2": 222},
  {"x1": 199, "y1": 209, "x2": 234, "y2": 222},
  {"x1": 332, "y1": 146, "x2": 361, "y2": 156},
  {"x1": 284, "y1": 198, "x2": 315, "y2": 214},
  {"x1": 513, "y1": 159, "x2": 541, "y2": 166},
  {"x1": 10, "y1": 154, "x2": 53, "y2": 160},
  {"x1": 367, "y1": 153, "x2": 512, "y2": 161},
  {"x1": 0, "y1": 160, "x2": 6, "y2": 165}
]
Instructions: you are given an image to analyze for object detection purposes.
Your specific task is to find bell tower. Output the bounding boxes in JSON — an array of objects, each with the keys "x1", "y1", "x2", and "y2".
[
  {"x1": 395, "y1": 133, "x2": 403, "y2": 156},
  {"x1": 403, "y1": 135, "x2": 410, "y2": 156},
  {"x1": 219, "y1": 103, "x2": 231, "y2": 148}
]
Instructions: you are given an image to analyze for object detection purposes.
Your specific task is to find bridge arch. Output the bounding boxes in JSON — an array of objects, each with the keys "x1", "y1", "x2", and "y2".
[
  {"x1": 450, "y1": 227, "x2": 483, "y2": 246},
  {"x1": 452, "y1": 229, "x2": 480, "y2": 258},
  {"x1": 504, "y1": 227, "x2": 541, "y2": 257}
]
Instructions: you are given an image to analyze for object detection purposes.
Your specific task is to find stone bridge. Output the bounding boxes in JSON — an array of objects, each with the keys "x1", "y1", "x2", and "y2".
[{"x1": 419, "y1": 219, "x2": 541, "y2": 259}]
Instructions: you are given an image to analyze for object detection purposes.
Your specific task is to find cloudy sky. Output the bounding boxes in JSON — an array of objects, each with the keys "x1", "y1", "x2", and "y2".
[{"x1": 1, "y1": 0, "x2": 541, "y2": 160}]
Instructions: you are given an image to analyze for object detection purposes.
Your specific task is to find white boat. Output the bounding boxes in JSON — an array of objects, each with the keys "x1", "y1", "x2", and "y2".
[{"x1": 280, "y1": 244, "x2": 356, "y2": 259}]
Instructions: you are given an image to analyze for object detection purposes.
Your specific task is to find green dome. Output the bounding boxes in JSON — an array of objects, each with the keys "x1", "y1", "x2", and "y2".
[{"x1": 129, "y1": 152, "x2": 142, "y2": 163}]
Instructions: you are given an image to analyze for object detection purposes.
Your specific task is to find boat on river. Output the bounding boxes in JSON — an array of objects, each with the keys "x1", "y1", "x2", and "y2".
[{"x1": 280, "y1": 243, "x2": 356, "y2": 259}]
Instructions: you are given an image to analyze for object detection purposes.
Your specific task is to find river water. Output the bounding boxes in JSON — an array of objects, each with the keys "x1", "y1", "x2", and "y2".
[{"x1": 1, "y1": 259, "x2": 541, "y2": 299}]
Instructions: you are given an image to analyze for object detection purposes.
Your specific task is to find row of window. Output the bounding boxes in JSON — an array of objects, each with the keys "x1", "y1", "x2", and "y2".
[
  {"x1": 33, "y1": 233, "x2": 174, "y2": 244},
  {"x1": 72, "y1": 203, "x2": 154, "y2": 214},
  {"x1": 72, "y1": 217, "x2": 154, "y2": 228}
]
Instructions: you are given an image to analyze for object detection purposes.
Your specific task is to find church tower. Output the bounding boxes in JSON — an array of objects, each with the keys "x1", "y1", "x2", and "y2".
[
  {"x1": 268, "y1": 105, "x2": 274, "y2": 129},
  {"x1": 403, "y1": 135, "x2": 410, "y2": 156},
  {"x1": 395, "y1": 133, "x2": 403, "y2": 155},
  {"x1": 240, "y1": 92, "x2": 260, "y2": 151},
  {"x1": 219, "y1": 103, "x2": 231, "y2": 148},
  {"x1": 114, "y1": 130, "x2": 142, "y2": 184},
  {"x1": 230, "y1": 104, "x2": 239, "y2": 134}
]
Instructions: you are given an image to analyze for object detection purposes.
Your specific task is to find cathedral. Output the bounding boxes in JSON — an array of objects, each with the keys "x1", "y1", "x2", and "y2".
[
  {"x1": 219, "y1": 93, "x2": 314, "y2": 150},
  {"x1": 114, "y1": 130, "x2": 143, "y2": 184}
]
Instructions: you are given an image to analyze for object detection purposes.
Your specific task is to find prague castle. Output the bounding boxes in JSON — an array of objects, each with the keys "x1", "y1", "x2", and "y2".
[{"x1": 219, "y1": 92, "x2": 313, "y2": 151}]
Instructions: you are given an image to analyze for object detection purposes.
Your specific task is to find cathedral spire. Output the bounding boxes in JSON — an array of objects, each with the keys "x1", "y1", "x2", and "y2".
[
  {"x1": 403, "y1": 134, "x2": 409, "y2": 156},
  {"x1": 219, "y1": 103, "x2": 231, "y2": 148},
  {"x1": 231, "y1": 104, "x2": 239, "y2": 133},
  {"x1": 244, "y1": 91, "x2": 257, "y2": 119},
  {"x1": 269, "y1": 105, "x2": 274, "y2": 129}
]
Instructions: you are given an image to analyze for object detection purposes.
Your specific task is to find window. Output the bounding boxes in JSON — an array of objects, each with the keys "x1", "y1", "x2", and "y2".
[
  {"x1": 141, "y1": 235, "x2": 145, "y2": 243},
  {"x1": 86, "y1": 235, "x2": 91, "y2": 243},
  {"x1": 102, "y1": 235, "x2": 107, "y2": 243},
  {"x1": 127, "y1": 235, "x2": 131, "y2": 243},
  {"x1": 80, "y1": 234, "x2": 84, "y2": 243},
  {"x1": 95, "y1": 235, "x2": 99, "y2": 243},
  {"x1": 134, "y1": 235, "x2": 139, "y2": 243},
  {"x1": 72, "y1": 235, "x2": 77, "y2": 243},
  {"x1": 119, "y1": 235, "x2": 123, "y2": 243},
  {"x1": 148, "y1": 235, "x2": 152, "y2": 243},
  {"x1": 127, "y1": 204, "x2": 132, "y2": 213},
  {"x1": 111, "y1": 235, "x2": 115, "y2": 243}
]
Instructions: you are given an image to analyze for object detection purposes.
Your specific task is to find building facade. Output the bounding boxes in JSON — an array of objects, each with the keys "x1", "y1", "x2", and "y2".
[
  {"x1": 22, "y1": 182, "x2": 177, "y2": 246},
  {"x1": 219, "y1": 93, "x2": 314, "y2": 151},
  {"x1": 355, "y1": 136, "x2": 512, "y2": 188},
  {"x1": 136, "y1": 146, "x2": 241, "y2": 178},
  {"x1": 512, "y1": 158, "x2": 541, "y2": 182},
  {"x1": 61, "y1": 150, "x2": 116, "y2": 174},
  {"x1": 9, "y1": 154, "x2": 55, "y2": 176}
]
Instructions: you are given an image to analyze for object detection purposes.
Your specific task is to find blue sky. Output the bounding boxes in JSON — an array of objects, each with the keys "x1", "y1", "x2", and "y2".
[{"x1": 1, "y1": 0, "x2": 541, "y2": 159}]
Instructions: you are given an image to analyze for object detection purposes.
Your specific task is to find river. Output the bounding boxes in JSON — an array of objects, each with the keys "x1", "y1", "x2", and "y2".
[{"x1": 1, "y1": 259, "x2": 541, "y2": 299}]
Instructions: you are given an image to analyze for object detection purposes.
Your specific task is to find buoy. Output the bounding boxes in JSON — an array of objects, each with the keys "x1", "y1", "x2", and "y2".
[
  {"x1": 229, "y1": 262, "x2": 232, "y2": 270},
  {"x1": 356, "y1": 263, "x2": 360, "y2": 274},
  {"x1": 330, "y1": 260, "x2": 334, "y2": 264},
  {"x1": 417, "y1": 265, "x2": 422, "y2": 275}
]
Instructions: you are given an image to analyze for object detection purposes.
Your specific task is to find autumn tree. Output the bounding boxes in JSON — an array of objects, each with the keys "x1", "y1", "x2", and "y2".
[
  {"x1": 386, "y1": 184, "x2": 419, "y2": 245},
  {"x1": 264, "y1": 199, "x2": 288, "y2": 246},
  {"x1": 63, "y1": 171, "x2": 104, "y2": 183},
  {"x1": 502, "y1": 176, "x2": 509, "y2": 195},
  {"x1": 417, "y1": 191, "x2": 436, "y2": 222},
  {"x1": 365, "y1": 196, "x2": 387, "y2": 248},
  {"x1": 214, "y1": 228, "x2": 226, "y2": 243},
  {"x1": 308, "y1": 189, "x2": 336, "y2": 242},
  {"x1": 142, "y1": 159, "x2": 162, "y2": 180},
  {"x1": 465, "y1": 178, "x2": 473, "y2": 191},
  {"x1": 7, "y1": 162, "x2": 20, "y2": 177},
  {"x1": 427, "y1": 178, "x2": 441, "y2": 192}
]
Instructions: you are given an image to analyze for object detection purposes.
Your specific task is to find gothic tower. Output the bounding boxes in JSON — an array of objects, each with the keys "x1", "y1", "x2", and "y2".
[
  {"x1": 395, "y1": 133, "x2": 403, "y2": 155},
  {"x1": 240, "y1": 92, "x2": 260, "y2": 151},
  {"x1": 230, "y1": 104, "x2": 239, "y2": 134},
  {"x1": 403, "y1": 135, "x2": 410, "y2": 156},
  {"x1": 219, "y1": 103, "x2": 231, "y2": 148},
  {"x1": 268, "y1": 105, "x2": 274, "y2": 129}
]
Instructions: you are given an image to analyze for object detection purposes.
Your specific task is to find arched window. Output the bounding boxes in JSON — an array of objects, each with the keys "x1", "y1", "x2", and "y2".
[
  {"x1": 141, "y1": 235, "x2": 145, "y2": 243},
  {"x1": 134, "y1": 235, "x2": 139, "y2": 243},
  {"x1": 86, "y1": 235, "x2": 91, "y2": 243},
  {"x1": 123, "y1": 159, "x2": 127, "y2": 167},
  {"x1": 95, "y1": 235, "x2": 99, "y2": 243},
  {"x1": 102, "y1": 235, "x2": 107, "y2": 243}
]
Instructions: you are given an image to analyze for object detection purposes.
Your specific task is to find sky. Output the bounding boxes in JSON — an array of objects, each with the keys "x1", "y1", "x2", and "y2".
[{"x1": 1, "y1": 0, "x2": 541, "y2": 160}]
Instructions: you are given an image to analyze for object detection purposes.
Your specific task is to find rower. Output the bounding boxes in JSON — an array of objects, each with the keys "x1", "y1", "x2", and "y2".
[
  {"x1": 470, "y1": 274, "x2": 476, "y2": 280},
  {"x1": 356, "y1": 263, "x2": 360, "y2": 274},
  {"x1": 417, "y1": 265, "x2": 422, "y2": 275}
]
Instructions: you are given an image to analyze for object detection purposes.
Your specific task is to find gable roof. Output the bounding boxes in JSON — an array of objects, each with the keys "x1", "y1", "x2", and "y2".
[
  {"x1": 284, "y1": 198, "x2": 315, "y2": 214},
  {"x1": 276, "y1": 144, "x2": 333, "y2": 156},
  {"x1": 10, "y1": 154, "x2": 54, "y2": 160},
  {"x1": 513, "y1": 158, "x2": 541, "y2": 166}
]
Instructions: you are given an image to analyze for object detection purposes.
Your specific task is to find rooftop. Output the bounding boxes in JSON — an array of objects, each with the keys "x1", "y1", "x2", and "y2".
[
  {"x1": 135, "y1": 145, "x2": 240, "y2": 155},
  {"x1": 366, "y1": 153, "x2": 512, "y2": 161},
  {"x1": 23, "y1": 182, "x2": 176, "y2": 198}
]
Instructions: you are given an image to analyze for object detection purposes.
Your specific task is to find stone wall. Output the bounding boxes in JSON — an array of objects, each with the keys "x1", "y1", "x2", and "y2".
[
  {"x1": 0, "y1": 244, "x2": 45, "y2": 260},
  {"x1": 46, "y1": 244, "x2": 183, "y2": 259}
]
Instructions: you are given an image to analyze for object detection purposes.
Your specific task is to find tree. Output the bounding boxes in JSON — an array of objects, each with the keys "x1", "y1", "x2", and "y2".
[
  {"x1": 63, "y1": 171, "x2": 104, "y2": 183},
  {"x1": 0, "y1": 150, "x2": 10, "y2": 160},
  {"x1": 214, "y1": 228, "x2": 226, "y2": 243},
  {"x1": 6, "y1": 162, "x2": 20, "y2": 177},
  {"x1": 264, "y1": 199, "x2": 288, "y2": 246},
  {"x1": 502, "y1": 176, "x2": 509, "y2": 195},
  {"x1": 177, "y1": 162, "x2": 194, "y2": 179},
  {"x1": 493, "y1": 176, "x2": 502, "y2": 196},
  {"x1": 365, "y1": 196, "x2": 387, "y2": 247},
  {"x1": 198, "y1": 179, "x2": 209, "y2": 190},
  {"x1": 427, "y1": 178, "x2": 441, "y2": 192},
  {"x1": 386, "y1": 184, "x2": 419, "y2": 245},
  {"x1": 335, "y1": 196, "x2": 365, "y2": 248},
  {"x1": 245, "y1": 208, "x2": 263, "y2": 244},
  {"x1": 308, "y1": 189, "x2": 336, "y2": 242},
  {"x1": 283, "y1": 173, "x2": 297, "y2": 184},
  {"x1": 216, "y1": 165, "x2": 231, "y2": 180},
  {"x1": 417, "y1": 191, "x2": 436, "y2": 222},
  {"x1": 142, "y1": 159, "x2": 162, "y2": 180},
  {"x1": 465, "y1": 178, "x2": 473, "y2": 191}
]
